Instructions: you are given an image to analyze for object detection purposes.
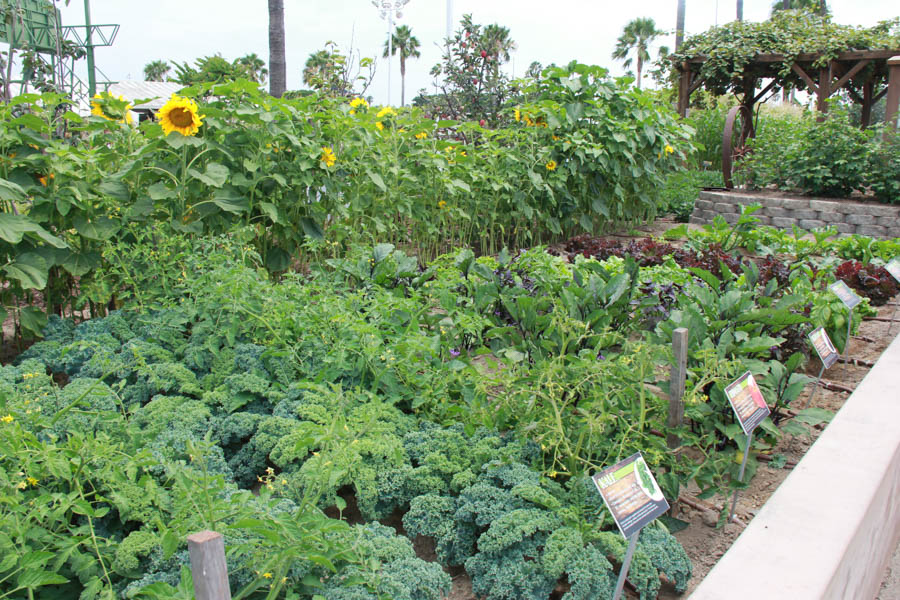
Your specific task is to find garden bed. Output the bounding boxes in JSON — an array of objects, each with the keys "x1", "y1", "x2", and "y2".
[
  {"x1": 690, "y1": 190, "x2": 900, "y2": 239},
  {"x1": 662, "y1": 302, "x2": 900, "y2": 599}
]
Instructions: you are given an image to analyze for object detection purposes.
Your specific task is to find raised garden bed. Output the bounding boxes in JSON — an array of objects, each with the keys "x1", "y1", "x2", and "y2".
[{"x1": 690, "y1": 190, "x2": 900, "y2": 239}]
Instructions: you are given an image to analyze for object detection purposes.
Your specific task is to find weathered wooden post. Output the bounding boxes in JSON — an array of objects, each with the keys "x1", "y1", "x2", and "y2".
[
  {"x1": 187, "y1": 531, "x2": 232, "y2": 600},
  {"x1": 667, "y1": 328, "x2": 689, "y2": 450},
  {"x1": 884, "y1": 56, "x2": 900, "y2": 139}
]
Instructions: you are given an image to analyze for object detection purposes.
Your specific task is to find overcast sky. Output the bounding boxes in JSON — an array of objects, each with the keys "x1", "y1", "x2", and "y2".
[{"x1": 50, "y1": 1, "x2": 900, "y2": 106}]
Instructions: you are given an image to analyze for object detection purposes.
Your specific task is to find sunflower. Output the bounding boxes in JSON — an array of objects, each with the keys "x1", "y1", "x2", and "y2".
[
  {"x1": 320, "y1": 146, "x2": 336, "y2": 167},
  {"x1": 91, "y1": 92, "x2": 133, "y2": 124},
  {"x1": 415, "y1": 132, "x2": 428, "y2": 140},
  {"x1": 376, "y1": 106, "x2": 395, "y2": 118},
  {"x1": 158, "y1": 95, "x2": 204, "y2": 137},
  {"x1": 545, "y1": 160, "x2": 557, "y2": 171}
]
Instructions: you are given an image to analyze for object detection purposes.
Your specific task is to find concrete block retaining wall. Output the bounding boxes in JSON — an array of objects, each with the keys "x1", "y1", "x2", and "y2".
[
  {"x1": 690, "y1": 331, "x2": 900, "y2": 599},
  {"x1": 689, "y1": 191, "x2": 900, "y2": 239}
]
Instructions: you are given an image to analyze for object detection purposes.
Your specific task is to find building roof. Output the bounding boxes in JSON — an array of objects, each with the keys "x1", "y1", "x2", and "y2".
[{"x1": 106, "y1": 81, "x2": 185, "y2": 110}]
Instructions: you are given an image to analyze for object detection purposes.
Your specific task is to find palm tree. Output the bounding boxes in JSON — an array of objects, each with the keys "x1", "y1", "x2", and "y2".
[
  {"x1": 612, "y1": 18, "x2": 663, "y2": 89},
  {"x1": 237, "y1": 53, "x2": 268, "y2": 84},
  {"x1": 770, "y1": 0, "x2": 828, "y2": 15},
  {"x1": 268, "y1": 0, "x2": 286, "y2": 97},
  {"x1": 303, "y1": 50, "x2": 333, "y2": 89},
  {"x1": 382, "y1": 24, "x2": 420, "y2": 106},
  {"x1": 481, "y1": 23, "x2": 516, "y2": 79},
  {"x1": 143, "y1": 60, "x2": 170, "y2": 82}
]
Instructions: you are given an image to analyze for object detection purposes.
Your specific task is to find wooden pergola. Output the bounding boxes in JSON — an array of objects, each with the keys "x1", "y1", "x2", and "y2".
[{"x1": 676, "y1": 49, "x2": 900, "y2": 130}]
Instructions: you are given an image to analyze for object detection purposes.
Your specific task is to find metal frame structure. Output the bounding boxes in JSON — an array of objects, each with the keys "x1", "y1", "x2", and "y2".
[{"x1": 1, "y1": 0, "x2": 118, "y2": 101}]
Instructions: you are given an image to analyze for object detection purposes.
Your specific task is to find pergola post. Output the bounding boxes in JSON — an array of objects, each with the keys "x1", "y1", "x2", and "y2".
[
  {"x1": 816, "y1": 62, "x2": 833, "y2": 121},
  {"x1": 885, "y1": 56, "x2": 900, "y2": 138},
  {"x1": 677, "y1": 63, "x2": 691, "y2": 118},
  {"x1": 861, "y1": 82, "x2": 873, "y2": 129}
]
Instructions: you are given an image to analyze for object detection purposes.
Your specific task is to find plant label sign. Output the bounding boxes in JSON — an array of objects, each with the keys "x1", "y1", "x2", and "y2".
[
  {"x1": 808, "y1": 327, "x2": 839, "y2": 369},
  {"x1": 828, "y1": 280, "x2": 861, "y2": 310},
  {"x1": 886, "y1": 258, "x2": 900, "y2": 283},
  {"x1": 725, "y1": 371, "x2": 770, "y2": 436},
  {"x1": 592, "y1": 452, "x2": 669, "y2": 539}
]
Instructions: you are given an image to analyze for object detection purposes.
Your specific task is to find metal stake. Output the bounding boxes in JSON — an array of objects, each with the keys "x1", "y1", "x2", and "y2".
[
  {"x1": 803, "y1": 363, "x2": 826, "y2": 409},
  {"x1": 889, "y1": 301, "x2": 898, "y2": 335},
  {"x1": 729, "y1": 430, "x2": 753, "y2": 523},
  {"x1": 843, "y1": 307, "x2": 853, "y2": 359},
  {"x1": 613, "y1": 532, "x2": 639, "y2": 600}
]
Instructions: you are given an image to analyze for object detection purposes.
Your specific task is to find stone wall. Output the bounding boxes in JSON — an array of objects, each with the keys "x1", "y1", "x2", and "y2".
[{"x1": 690, "y1": 190, "x2": 900, "y2": 239}]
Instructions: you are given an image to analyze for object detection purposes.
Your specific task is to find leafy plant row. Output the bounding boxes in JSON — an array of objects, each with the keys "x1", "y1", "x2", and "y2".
[{"x1": 0, "y1": 62, "x2": 692, "y2": 340}]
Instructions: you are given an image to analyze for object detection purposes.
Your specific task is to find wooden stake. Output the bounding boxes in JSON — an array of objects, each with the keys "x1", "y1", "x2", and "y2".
[
  {"x1": 667, "y1": 328, "x2": 689, "y2": 450},
  {"x1": 187, "y1": 531, "x2": 232, "y2": 600}
]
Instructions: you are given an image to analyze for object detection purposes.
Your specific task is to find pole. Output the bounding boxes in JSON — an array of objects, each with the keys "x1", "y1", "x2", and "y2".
[
  {"x1": 889, "y1": 302, "x2": 899, "y2": 335},
  {"x1": 446, "y1": 0, "x2": 452, "y2": 41},
  {"x1": 612, "y1": 533, "x2": 639, "y2": 600},
  {"x1": 803, "y1": 363, "x2": 826, "y2": 410},
  {"x1": 729, "y1": 430, "x2": 753, "y2": 523},
  {"x1": 83, "y1": 0, "x2": 96, "y2": 97},
  {"x1": 843, "y1": 308, "x2": 853, "y2": 359},
  {"x1": 387, "y1": 11, "x2": 393, "y2": 106}
]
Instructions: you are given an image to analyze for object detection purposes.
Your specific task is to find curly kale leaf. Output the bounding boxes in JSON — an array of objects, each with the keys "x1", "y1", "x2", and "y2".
[
  {"x1": 562, "y1": 544, "x2": 615, "y2": 600},
  {"x1": 403, "y1": 493, "x2": 477, "y2": 566},
  {"x1": 639, "y1": 523, "x2": 692, "y2": 593},
  {"x1": 594, "y1": 531, "x2": 660, "y2": 600}
]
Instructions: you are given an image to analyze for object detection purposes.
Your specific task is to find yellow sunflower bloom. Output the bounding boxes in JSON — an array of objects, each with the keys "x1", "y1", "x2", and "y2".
[
  {"x1": 320, "y1": 146, "x2": 336, "y2": 167},
  {"x1": 664, "y1": 144, "x2": 675, "y2": 155},
  {"x1": 1, "y1": 414, "x2": 12, "y2": 423},
  {"x1": 514, "y1": 107, "x2": 521, "y2": 122},
  {"x1": 91, "y1": 92, "x2": 133, "y2": 124},
  {"x1": 375, "y1": 121, "x2": 384, "y2": 131},
  {"x1": 158, "y1": 94, "x2": 204, "y2": 137},
  {"x1": 26, "y1": 477, "x2": 38, "y2": 487},
  {"x1": 376, "y1": 106, "x2": 395, "y2": 118},
  {"x1": 545, "y1": 160, "x2": 557, "y2": 171},
  {"x1": 438, "y1": 200, "x2": 447, "y2": 209},
  {"x1": 415, "y1": 131, "x2": 428, "y2": 139},
  {"x1": 349, "y1": 97, "x2": 369, "y2": 108}
]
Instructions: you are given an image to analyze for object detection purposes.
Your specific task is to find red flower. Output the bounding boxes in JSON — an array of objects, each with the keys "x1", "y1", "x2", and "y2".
[{"x1": 481, "y1": 50, "x2": 487, "y2": 58}]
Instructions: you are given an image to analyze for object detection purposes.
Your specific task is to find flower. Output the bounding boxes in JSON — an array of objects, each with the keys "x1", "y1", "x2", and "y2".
[
  {"x1": 376, "y1": 106, "x2": 395, "y2": 118},
  {"x1": 545, "y1": 160, "x2": 557, "y2": 171},
  {"x1": 513, "y1": 107, "x2": 521, "y2": 122},
  {"x1": 375, "y1": 121, "x2": 384, "y2": 131},
  {"x1": 26, "y1": 477, "x2": 37, "y2": 487},
  {"x1": 16, "y1": 481, "x2": 26, "y2": 490},
  {"x1": 664, "y1": 144, "x2": 674, "y2": 155},
  {"x1": 349, "y1": 97, "x2": 368, "y2": 109},
  {"x1": 415, "y1": 131, "x2": 428, "y2": 139},
  {"x1": 438, "y1": 200, "x2": 447, "y2": 209},
  {"x1": 320, "y1": 146, "x2": 336, "y2": 167},
  {"x1": 1, "y1": 415, "x2": 13, "y2": 423},
  {"x1": 262, "y1": 572, "x2": 273, "y2": 579},
  {"x1": 91, "y1": 92, "x2": 133, "y2": 124},
  {"x1": 158, "y1": 94, "x2": 204, "y2": 137},
  {"x1": 38, "y1": 176, "x2": 47, "y2": 187}
]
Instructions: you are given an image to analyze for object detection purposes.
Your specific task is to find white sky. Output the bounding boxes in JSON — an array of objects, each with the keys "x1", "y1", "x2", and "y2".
[{"x1": 44, "y1": 1, "x2": 900, "y2": 106}]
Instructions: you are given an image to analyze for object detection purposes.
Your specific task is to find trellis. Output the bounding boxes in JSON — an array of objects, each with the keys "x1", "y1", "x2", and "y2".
[
  {"x1": 676, "y1": 49, "x2": 900, "y2": 128},
  {"x1": 675, "y1": 50, "x2": 900, "y2": 187}
]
